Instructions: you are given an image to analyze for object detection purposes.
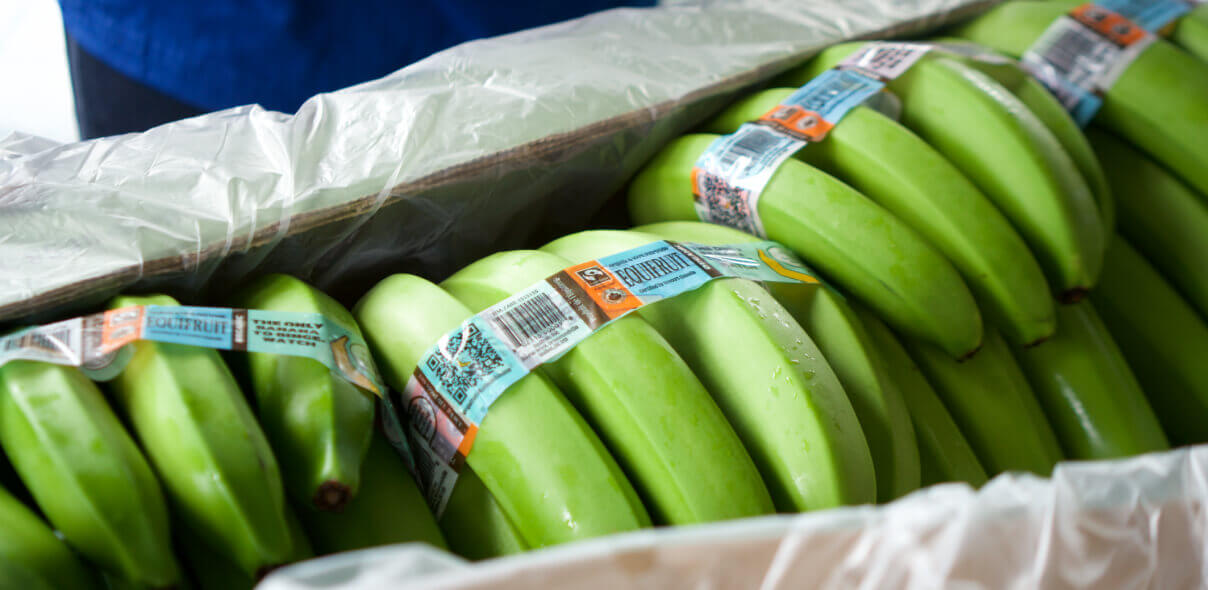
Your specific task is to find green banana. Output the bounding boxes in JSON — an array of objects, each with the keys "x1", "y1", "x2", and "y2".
[
  {"x1": 1091, "y1": 235, "x2": 1208, "y2": 446},
  {"x1": 440, "y1": 249, "x2": 774, "y2": 523},
  {"x1": 702, "y1": 88, "x2": 1054, "y2": 346},
  {"x1": 903, "y1": 328, "x2": 1064, "y2": 477},
  {"x1": 633, "y1": 220, "x2": 919, "y2": 502},
  {"x1": 299, "y1": 432, "x2": 447, "y2": 555},
  {"x1": 107, "y1": 294, "x2": 294, "y2": 577},
  {"x1": 1087, "y1": 128, "x2": 1208, "y2": 322},
  {"x1": 439, "y1": 466, "x2": 528, "y2": 560},
  {"x1": 181, "y1": 503, "x2": 313, "y2": 590},
  {"x1": 1171, "y1": 5, "x2": 1208, "y2": 64},
  {"x1": 783, "y1": 43, "x2": 1105, "y2": 300},
  {"x1": 852, "y1": 305, "x2": 988, "y2": 488},
  {"x1": 1013, "y1": 301, "x2": 1169, "y2": 459},
  {"x1": 0, "y1": 483, "x2": 99, "y2": 590},
  {"x1": 542, "y1": 229, "x2": 876, "y2": 511},
  {"x1": 354, "y1": 274, "x2": 650, "y2": 549},
  {"x1": 0, "y1": 360, "x2": 180, "y2": 586},
  {"x1": 933, "y1": 42, "x2": 1114, "y2": 233},
  {"x1": 948, "y1": 1, "x2": 1208, "y2": 198},
  {"x1": 627, "y1": 132, "x2": 983, "y2": 359},
  {"x1": 232, "y1": 274, "x2": 376, "y2": 512}
]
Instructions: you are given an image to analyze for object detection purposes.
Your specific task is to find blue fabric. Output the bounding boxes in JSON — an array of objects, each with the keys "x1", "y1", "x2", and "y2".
[{"x1": 59, "y1": 0, "x2": 655, "y2": 114}]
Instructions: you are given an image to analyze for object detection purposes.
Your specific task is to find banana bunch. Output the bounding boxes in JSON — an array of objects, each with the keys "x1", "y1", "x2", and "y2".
[
  {"x1": 622, "y1": 20, "x2": 1208, "y2": 483},
  {"x1": 0, "y1": 283, "x2": 448, "y2": 587},
  {"x1": 948, "y1": 1, "x2": 1208, "y2": 198}
]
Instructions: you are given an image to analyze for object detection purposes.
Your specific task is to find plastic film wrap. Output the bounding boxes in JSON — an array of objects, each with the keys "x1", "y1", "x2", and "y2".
[
  {"x1": 0, "y1": 0, "x2": 994, "y2": 325},
  {"x1": 259, "y1": 445, "x2": 1208, "y2": 589}
]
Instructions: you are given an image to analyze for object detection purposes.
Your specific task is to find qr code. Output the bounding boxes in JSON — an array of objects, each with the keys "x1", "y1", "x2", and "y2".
[
  {"x1": 423, "y1": 323, "x2": 506, "y2": 405},
  {"x1": 696, "y1": 170, "x2": 759, "y2": 235}
]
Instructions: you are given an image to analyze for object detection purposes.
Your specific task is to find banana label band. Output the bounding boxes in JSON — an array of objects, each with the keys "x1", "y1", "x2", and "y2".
[
  {"x1": 0, "y1": 306, "x2": 385, "y2": 395},
  {"x1": 1094, "y1": 0, "x2": 1196, "y2": 33},
  {"x1": 690, "y1": 42, "x2": 931, "y2": 238},
  {"x1": 1021, "y1": 2, "x2": 1156, "y2": 126},
  {"x1": 390, "y1": 239, "x2": 818, "y2": 516}
]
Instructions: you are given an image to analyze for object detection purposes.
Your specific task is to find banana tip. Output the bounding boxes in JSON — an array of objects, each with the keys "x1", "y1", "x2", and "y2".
[
  {"x1": 313, "y1": 480, "x2": 353, "y2": 512},
  {"x1": 1022, "y1": 335, "x2": 1050, "y2": 349},
  {"x1": 1058, "y1": 287, "x2": 1089, "y2": 305},
  {"x1": 955, "y1": 343, "x2": 982, "y2": 363}
]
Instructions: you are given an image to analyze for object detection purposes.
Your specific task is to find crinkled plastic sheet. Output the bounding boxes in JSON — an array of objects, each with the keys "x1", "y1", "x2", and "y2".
[
  {"x1": 0, "y1": 0, "x2": 995, "y2": 325},
  {"x1": 259, "y1": 445, "x2": 1208, "y2": 589}
]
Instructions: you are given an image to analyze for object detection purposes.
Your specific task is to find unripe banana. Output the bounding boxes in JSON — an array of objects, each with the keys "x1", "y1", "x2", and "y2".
[
  {"x1": 1091, "y1": 235, "x2": 1208, "y2": 446},
  {"x1": 782, "y1": 43, "x2": 1104, "y2": 300},
  {"x1": 633, "y1": 221, "x2": 919, "y2": 502},
  {"x1": 439, "y1": 466, "x2": 528, "y2": 560},
  {"x1": 702, "y1": 88, "x2": 1054, "y2": 346},
  {"x1": 107, "y1": 294, "x2": 294, "y2": 577},
  {"x1": 935, "y1": 43, "x2": 1114, "y2": 233},
  {"x1": 0, "y1": 360, "x2": 179, "y2": 586},
  {"x1": 851, "y1": 305, "x2": 988, "y2": 488},
  {"x1": 949, "y1": 1, "x2": 1208, "y2": 198},
  {"x1": 180, "y1": 502, "x2": 312, "y2": 590},
  {"x1": 628, "y1": 133, "x2": 983, "y2": 359},
  {"x1": 1013, "y1": 302, "x2": 1169, "y2": 459},
  {"x1": 1171, "y1": 5, "x2": 1208, "y2": 64},
  {"x1": 542, "y1": 229, "x2": 876, "y2": 511},
  {"x1": 298, "y1": 432, "x2": 447, "y2": 555},
  {"x1": 903, "y1": 329, "x2": 1064, "y2": 477},
  {"x1": 441, "y1": 249, "x2": 774, "y2": 522},
  {"x1": 0, "y1": 483, "x2": 99, "y2": 590},
  {"x1": 354, "y1": 274, "x2": 650, "y2": 549},
  {"x1": 1086, "y1": 128, "x2": 1208, "y2": 322},
  {"x1": 232, "y1": 274, "x2": 376, "y2": 512}
]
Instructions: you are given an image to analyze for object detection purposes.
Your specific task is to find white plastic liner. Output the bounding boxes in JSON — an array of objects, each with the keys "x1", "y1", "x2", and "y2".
[
  {"x1": 0, "y1": 0, "x2": 993, "y2": 324},
  {"x1": 261, "y1": 445, "x2": 1208, "y2": 589}
]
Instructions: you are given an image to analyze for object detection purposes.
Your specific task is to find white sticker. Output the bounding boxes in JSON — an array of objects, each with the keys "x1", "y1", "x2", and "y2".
[
  {"x1": 481, "y1": 281, "x2": 593, "y2": 368},
  {"x1": 1021, "y1": 7, "x2": 1154, "y2": 125},
  {"x1": 690, "y1": 124, "x2": 806, "y2": 238},
  {"x1": 838, "y1": 42, "x2": 933, "y2": 80}
]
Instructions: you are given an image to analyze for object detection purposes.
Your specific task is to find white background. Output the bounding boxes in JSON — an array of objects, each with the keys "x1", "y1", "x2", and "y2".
[{"x1": 0, "y1": 0, "x2": 79, "y2": 144}]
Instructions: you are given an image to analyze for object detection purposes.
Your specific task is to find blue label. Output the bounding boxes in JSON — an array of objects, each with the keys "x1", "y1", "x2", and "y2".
[
  {"x1": 1095, "y1": 0, "x2": 1191, "y2": 31},
  {"x1": 142, "y1": 306, "x2": 234, "y2": 347},
  {"x1": 781, "y1": 69, "x2": 885, "y2": 125},
  {"x1": 597, "y1": 241, "x2": 716, "y2": 300},
  {"x1": 416, "y1": 316, "x2": 528, "y2": 424}
]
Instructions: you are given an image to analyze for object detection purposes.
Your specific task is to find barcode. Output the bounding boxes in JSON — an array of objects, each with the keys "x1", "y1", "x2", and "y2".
[
  {"x1": 491, "y1": 292, "x2": 568, "y2": 348},
  {"x1": 1, "y1": 327, "x2": 74, "y2": 357},
  {"x1": 718, "y1": 127, "x2": 784, "y2": 169},
  {"x1": 1033, "y1": 21, "x2": 1114, "y2": 85}
]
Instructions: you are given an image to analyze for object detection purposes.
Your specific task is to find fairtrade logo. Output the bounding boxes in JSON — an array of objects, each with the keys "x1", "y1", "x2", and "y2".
[{"x1": 576, "y1": 266, "x2": 612, "y2": 287}]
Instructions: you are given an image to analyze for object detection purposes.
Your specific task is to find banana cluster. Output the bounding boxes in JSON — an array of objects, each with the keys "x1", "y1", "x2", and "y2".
[
  {"x1": 0, "y1": 280, "x2": 444, "y2": 589},
  {"x1": 4, "y1": 2, "x2": 1208, "y2": 586}
]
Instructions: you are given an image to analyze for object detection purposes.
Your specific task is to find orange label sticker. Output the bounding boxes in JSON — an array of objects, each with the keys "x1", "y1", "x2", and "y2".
[
  {"x1": 100, "y1": 306, "x2": 145, "y2": 354},
  {"x1": 758, "y1": 104, "x2": 835, "y2": 142},
  {"x1": 564, "y1": 259, "x2": 642, "y2": 320},
  {"x1": 1071, "y1": 3, "x2": 1149, "y2": 46}
]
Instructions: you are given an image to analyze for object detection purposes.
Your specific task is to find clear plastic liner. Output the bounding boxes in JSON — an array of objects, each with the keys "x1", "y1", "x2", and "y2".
[
  {"x1": 259, "y1": 445, "x2": 1208, "y2": 589},
  {"x1": 0, "y1": 0, "x2": 993, "y2": 325}
]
